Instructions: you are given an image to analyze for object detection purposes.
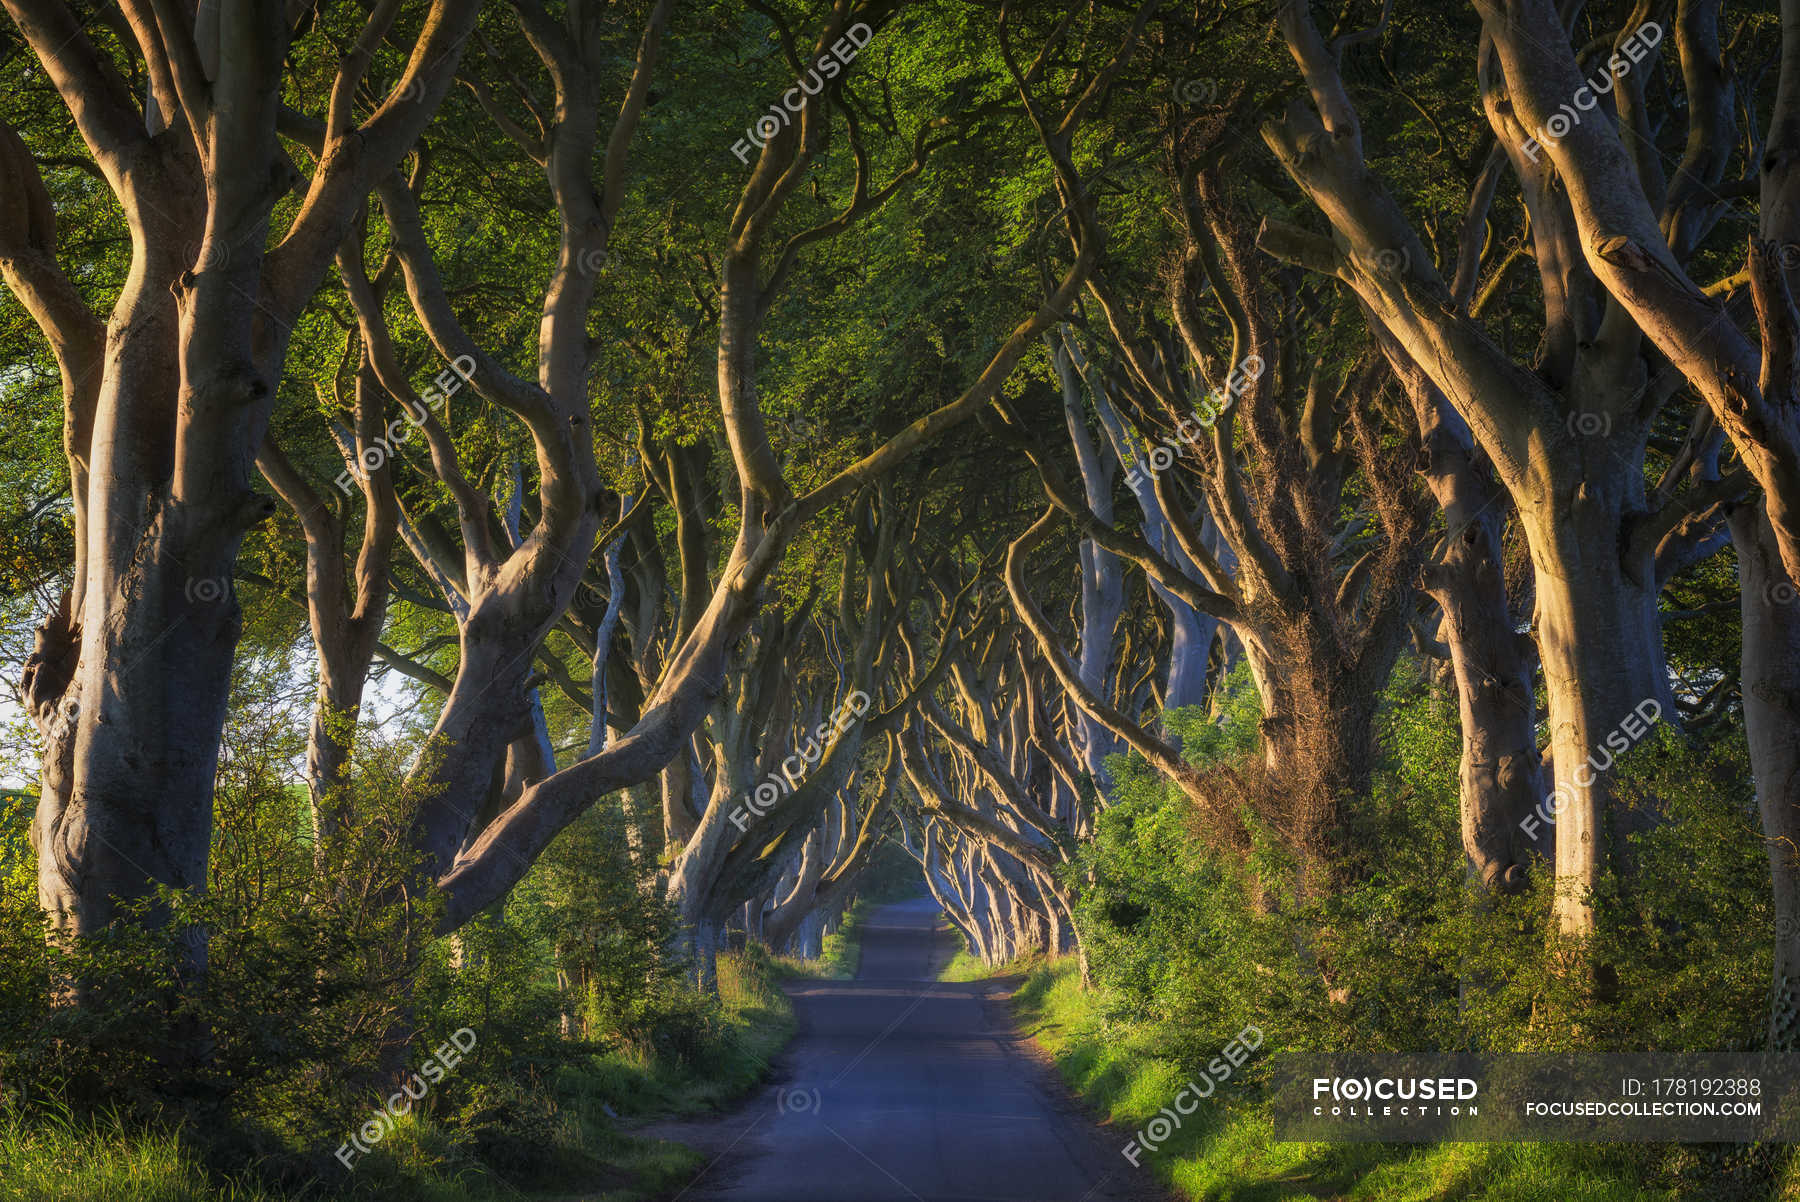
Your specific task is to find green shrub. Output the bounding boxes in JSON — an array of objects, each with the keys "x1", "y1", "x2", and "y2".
[
  {"x1": 1078, "y1": 664, "x2": 1781, "y2": 1071},
  {"x1": 0, "y1": 669, "x2": 778, "y2": 1199}
]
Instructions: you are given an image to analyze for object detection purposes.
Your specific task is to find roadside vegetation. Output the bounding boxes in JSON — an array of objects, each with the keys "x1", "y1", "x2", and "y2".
[
  {"x1": 1003, "y1": 959, "x2": 1800, "y2": 1202},
  {"x1": 0, "y1": 938, "x2": 792, "y2": 1202},
  {"x1": 0, "y1": 753, "x2": 905, "y2": 1202},
  {"x1": 773, "y1": 898, "x2": 874, "y2": 981},
  {"x1": 942, "y1": 670, "x2": 1799, "y2": 1202},
  {"x1": 0, "y1": 775, "x2": 829, "y2": 1202},
  {"x1": 3, "y1": 1, "x2": 1797, "y2": 1198}
]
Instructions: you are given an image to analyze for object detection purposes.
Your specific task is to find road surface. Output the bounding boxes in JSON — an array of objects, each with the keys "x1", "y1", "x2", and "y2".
[{"x1": 648, "y1": 896, "x2": 1173, "y2": 1202}]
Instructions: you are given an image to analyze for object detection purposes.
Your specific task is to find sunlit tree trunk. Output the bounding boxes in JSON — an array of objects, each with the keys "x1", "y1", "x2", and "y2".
[{"x1": 10, "y1": 1, "x2": 475, "y2": 965}]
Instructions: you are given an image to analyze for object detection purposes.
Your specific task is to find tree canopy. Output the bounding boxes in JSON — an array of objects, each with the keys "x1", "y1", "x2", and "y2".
[{"x1": 2, "y1": 0, "x2": 1799, "y2": 1196}]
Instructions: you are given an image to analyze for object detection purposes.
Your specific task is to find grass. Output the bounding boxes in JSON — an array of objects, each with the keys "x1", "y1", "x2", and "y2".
[
  {"x1": 0, "y1": 1109, "x2": 283, "y2": 1202},
  {"x1": 973, "y1": 955, "x2": 1800, "y2": 1202},
  {"x1": 937, "y1": 942, "x2": 1042, "y2": 982},
  {"x1": 771, "y1": 898, "x2": 874, "y2": 980},
  {"x1": 0, "y1": 948, "x2": 798, "y2": 1202}
]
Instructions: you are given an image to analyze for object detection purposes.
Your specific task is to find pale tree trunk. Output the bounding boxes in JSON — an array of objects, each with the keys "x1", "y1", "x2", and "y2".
[
  {"x1": 1482, "y1": 0, "x2": 1800, "y2": 587},
  {"x1": 796, "y1": 910, "x2": 824, "y2": 960},
  {"x1": 1523, "y1": 473, "x2": 1675, "y2": 933},
  {"x1": 659, "y1": 598, "x2": 820, "y2": 984},
  {"x1": 585, "y1": 491, "x2": 632, "y2": 759},
  {"x1": 764, "y1": 828, "x2": 826, "y2": 954},
  {"x1": 411, "y1": 5, "x2": 1107, "y2": 933},
  {"x1": 1385, "y1": 344, "x2": 1544, "y2": 886},
  {"x1": 762, "y1": 786, "x2": 879, "y2": 954},
  {"x1": 915, "y1": 826, "x2": 983, "y2": 958},
  {"x1": 258, "y1": 337, "x2": 399, "y2": 857},
  {"x1": 1076, "y1": 338, "x2": 1229, "y2": 716},
  {"x1": 1020, "y1": 128, "x2": 1430, "y2": 894},
  {"x1": 978, "y1": 872, "x2": 1009, "y2": 964},
  {"x1": 1257, "y1": 0, "x2": 1704, "y2": 936},
  {"x1": 667, "y1": 761, "x2": 746, "y2": 983},
  {"x1": 1748, "y1": 0, "x2": 1800, "y2": 1050},
  {"x1": 9, "y1": 0, "x2": 475, "y2": 966},
  {"x1": 949, "y1": 838, "x2": 992, "y2": 964},
  {"x1": 663, "y1": 746, "x2": 705, "y2": 851},
  {"x1": 1050, "y1": 328, "x2": 1125, "y2": 789},
  {"x1": 1731, "y1": 507, "x2": 1800, "y2": 1050},
  {"x1": 693, "y1": 918, "x2": 719, "y2": 995}
]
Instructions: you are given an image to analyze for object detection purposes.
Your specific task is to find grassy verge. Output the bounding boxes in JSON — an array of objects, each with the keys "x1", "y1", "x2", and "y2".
[
  {"x1": 937, "y1": 943, "x2": 1042, "y2": 982},
  {"x1": 985, "y1": 956, "x2": 1800, "y2": 1202},
  {"x1": 771, "y1": 898, "x2": 877, "y2": 981},
  {"x1": 0, "y1": 1112, "x2": 283, "y2": 1202},
  {"x1": 0, "y1": 948, "x2": 796, "y2": 1202}
]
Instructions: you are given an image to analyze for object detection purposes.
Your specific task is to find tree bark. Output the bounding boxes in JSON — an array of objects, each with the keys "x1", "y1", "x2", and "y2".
[{"x1": 1732, "y1": 505, "x2": 1800, "y2": 1051}]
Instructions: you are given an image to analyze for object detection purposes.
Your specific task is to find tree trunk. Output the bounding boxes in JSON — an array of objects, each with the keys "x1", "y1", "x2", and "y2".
[
  {"x1": 1522, "y1": 476, "x2": 1674, "y2": 937},
  {"x1": 1387, "y1": 346, "x2": 1545, "y2": 888},
  {"x1": 1731, "y1": 506, "x2": 1800, "y2": 1050},
  {"x1": 1048, "y1": 329, "x2": 1129, "y2": 786}
]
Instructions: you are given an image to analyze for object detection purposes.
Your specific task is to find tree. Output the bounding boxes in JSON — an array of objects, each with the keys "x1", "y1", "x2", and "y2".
[{"x1": 9, "y1": 0, "x2": 476, "y2": 959}]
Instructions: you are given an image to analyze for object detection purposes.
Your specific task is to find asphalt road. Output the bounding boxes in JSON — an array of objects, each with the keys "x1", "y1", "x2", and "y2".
[{"x1": 651, "y1": 896, "x2": 1172, "y2": 1202}]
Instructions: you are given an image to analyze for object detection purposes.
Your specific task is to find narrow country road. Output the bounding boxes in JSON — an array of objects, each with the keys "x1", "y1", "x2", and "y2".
[{"x1": 649, "y1": 897, "x2": 1174, "y2": 1202}]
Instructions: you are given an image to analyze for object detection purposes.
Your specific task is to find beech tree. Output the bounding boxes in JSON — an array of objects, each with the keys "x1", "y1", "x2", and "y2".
[
  {"x1": 8, "y1": 0, "x2": 477, "y2": 950},
  {"x1": 1258, "y1": 0, "x2": 1753, "y2": 944},
  {"x1": 5, "y1": 0, "x2": 1795, "y2": 1114}
]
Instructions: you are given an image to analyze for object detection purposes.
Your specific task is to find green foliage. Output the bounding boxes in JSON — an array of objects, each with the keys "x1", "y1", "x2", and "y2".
[
  {"x1": 852, "y1": 837, "x2": 929, "y2": 906},
  {"x1": 1009, "y1": 957, "x2": 1796, "y2": 1202},
  {"x1": 495, "y1": 798, "x2": 706, "y2": 1066},
  {"x1": 0, "y1": 680, "x2": 790, "y2": 1200},
  {"x1": 1158, "y1": 660, "x2": 1264, "y2": 764},
  {"x1": 1067, "y1": 665, "x2": 1784, "y2": 1167},
  {"x1": 1007, "y1": 669, "x2": 1790, "y2": 1200}
]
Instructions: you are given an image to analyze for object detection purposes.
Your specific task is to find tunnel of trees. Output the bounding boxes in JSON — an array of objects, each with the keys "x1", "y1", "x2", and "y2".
[{"x1": 1, "y1": 0, "x2": 1797, "y2": 1197}]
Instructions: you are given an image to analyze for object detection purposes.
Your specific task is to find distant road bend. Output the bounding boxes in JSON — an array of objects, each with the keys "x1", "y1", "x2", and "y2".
[{"x1": 654, "y1": 897, "x2": 1172, "y2": 1202}]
